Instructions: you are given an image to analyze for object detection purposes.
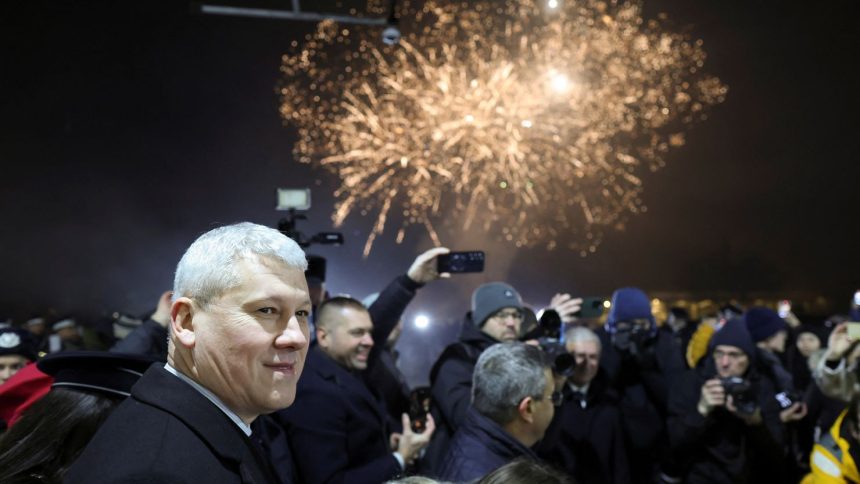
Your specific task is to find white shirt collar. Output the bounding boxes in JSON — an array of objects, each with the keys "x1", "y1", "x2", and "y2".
[{"x1": 164, "y1": 363, "x2": 252, "y2": 436}]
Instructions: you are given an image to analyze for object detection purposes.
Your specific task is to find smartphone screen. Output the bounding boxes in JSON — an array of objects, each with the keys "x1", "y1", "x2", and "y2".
[
  {"x1": 437, "y1": 251, "x2": 485, "y2": 273},
  {"x1": 778, "y1": 300, "x2": 791, "y2": 318},
  {"x1": 847, "y1": 322, "x2": 860, "y2": 340}
]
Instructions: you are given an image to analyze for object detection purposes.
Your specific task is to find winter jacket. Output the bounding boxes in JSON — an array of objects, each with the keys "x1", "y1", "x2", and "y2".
[
  {"x1": 667, "y1": 357, "x2": 787, "y2": 483},
  {"x1": 437, "y1": 407, "x2": 539, "y2": 482},
  {"x1": 422, "y1": 314, "x2": 501, "y2": 475},
  {"x1": 537, "y1": 369, "x2": 630, "y2": 484},
  {"x1": 803, "y1": 407, "x2": 860, "y2": 484}
]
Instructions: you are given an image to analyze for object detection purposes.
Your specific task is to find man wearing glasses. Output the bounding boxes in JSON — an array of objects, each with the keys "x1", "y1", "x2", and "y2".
[
  {"x1": 436, "y1": 342, "x2": 560, "y2": 481},
  {"x1": 423, "y1": 282, "x2": 526, "y2": 474},
  {"x1": 667, "y1": 318, "x2": 787, "y2": 483}
]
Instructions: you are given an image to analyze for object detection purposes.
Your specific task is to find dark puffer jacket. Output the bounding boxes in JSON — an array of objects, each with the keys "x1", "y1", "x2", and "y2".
[{"x1": 437, "y1": 407, "x2": 538, "y2": 482}]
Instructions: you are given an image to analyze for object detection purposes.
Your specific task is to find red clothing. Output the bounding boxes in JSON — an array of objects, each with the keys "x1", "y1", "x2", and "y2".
[{"x1": 0, "y1": 362, "x2": 52, "y2": 427}]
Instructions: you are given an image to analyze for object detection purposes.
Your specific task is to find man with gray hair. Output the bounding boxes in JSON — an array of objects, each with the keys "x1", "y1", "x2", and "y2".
[
  {"x1": 537, "y1": 326, "x2": 630, "y2": 484},
  {"x1": 437, "y1": 342, "x2": 557, "y2": 482},
  {"x1": 67, "y1": 222, "x2": 311, "y2": 484}
]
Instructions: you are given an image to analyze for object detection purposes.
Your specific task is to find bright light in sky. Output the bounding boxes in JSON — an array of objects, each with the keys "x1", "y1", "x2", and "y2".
[
  {"x1": 548, "y1": 0, "x2": 559, "y2": 9},
  {"x1": 414, "y1": 315, "x2": 430, "y2": 329},
  {"x1": 550, "y1": 72, "x2": 570, "y2": 92}
]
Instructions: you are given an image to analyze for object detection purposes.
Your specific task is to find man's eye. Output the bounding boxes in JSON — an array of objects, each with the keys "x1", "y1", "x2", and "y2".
[
  {"x1": 296, "y1": 310, "x2": 309, "y2": 318},
  {"x1": 259, "y1": 307, "x2": 276, "y2": 315}
]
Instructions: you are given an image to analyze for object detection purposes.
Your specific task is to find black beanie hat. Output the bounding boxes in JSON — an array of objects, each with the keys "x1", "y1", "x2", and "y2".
[
  {"x1": 710, "y1": 318, "x2": 756, "y2": 360},
  {"x1": 744, "y1": 307, "x2": 787, "y2": 343}
]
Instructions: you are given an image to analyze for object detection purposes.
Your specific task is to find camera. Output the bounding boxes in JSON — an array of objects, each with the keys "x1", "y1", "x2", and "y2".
[
  {"x1": 521, "y1": 309, "x2": 562, "y2": 341},
  {"x1": 537, "y1": 337, "x2": 576, "y2": 377},
  {"x1": 381, "y1": 24, "x2": 401, "y2": 45},
  {"x1": 520, "y1": 309, "x2": 574, "y2": 376},
  {"x1": 720, "y1": 376, "x2": 757, "y2": 415},
  {"x1": 611, "y1": 321, "x2": 651, "y2": 353}
]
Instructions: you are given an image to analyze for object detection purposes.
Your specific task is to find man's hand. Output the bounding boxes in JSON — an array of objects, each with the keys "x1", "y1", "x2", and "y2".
[
  {"x1": 151, "y1": 291, "x2": 173, "y2": 328},
  {"x1": 825, "y1": 322, "x2": 855, "y2": 362},
  {"x1": 697, "y1": 378, "x2": 725, "y2": 416},
  {"x1": 779, "y1": 402, "x2": 808, "y2": 423},
  {"x1": 395, "y1": 413, "x2": 436, "y2": 464},
  {"x1": 550, "y1": 293, "x2": 583, "y2": 324},
  {"x1": 406, "y1": 247, "x2": 450, "y2": 284},
  {"x1": 726, "y1": 395, "x2": 762, "y2": 426}
]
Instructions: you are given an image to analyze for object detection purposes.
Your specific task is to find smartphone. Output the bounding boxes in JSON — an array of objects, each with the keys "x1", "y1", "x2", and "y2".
[
  {"x1": 576, "y1": 297, "x2": 606, "y2": 319},
  {"x1": 408, "y1": 387, "x2": 432, "y2": 433},
  {"x1": 437, "y1": 251, "x2": 485, "y2": 273},
  {"x1": 853, "y1": 290, "x2": 860, "y2": 306},
  {"x1": 847, "y1": 322, "x2": 860, "y2": 340},
  {"x1": 778, "y1": 300, "x2": 791, "y2": 319}
]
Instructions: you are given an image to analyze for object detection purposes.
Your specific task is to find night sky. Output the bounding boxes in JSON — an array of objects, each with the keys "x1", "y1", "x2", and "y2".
[{"x1": 2, "y1": 0, "x2": 859, "y2": 335}]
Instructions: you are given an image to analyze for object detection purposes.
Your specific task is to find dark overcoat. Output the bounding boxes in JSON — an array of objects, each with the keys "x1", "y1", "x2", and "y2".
[{"x1": 65, "y1": 364, "x2": 278, "y2": 484}]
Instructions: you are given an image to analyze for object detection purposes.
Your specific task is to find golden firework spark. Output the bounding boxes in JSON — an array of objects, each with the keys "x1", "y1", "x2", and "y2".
[{"x1": 279, "y1": 0, "x2": 727, "y2": 256}]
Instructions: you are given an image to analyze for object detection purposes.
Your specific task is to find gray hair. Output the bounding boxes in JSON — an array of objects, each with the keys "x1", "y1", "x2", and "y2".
[
  {"x1": 564, "y1": 325, "x2": 601, "y2": 350},
  {"x1": 173, "y1": 222, "x2": 307, "y2": 307},
  {"x1": 472, "y1": 342, "x2": 549, "y2": 425}
]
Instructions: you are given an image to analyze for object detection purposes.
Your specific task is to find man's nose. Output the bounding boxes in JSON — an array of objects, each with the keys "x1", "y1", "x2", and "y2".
[
  {"x1": 361, "y1": 332, "x2": 374, "y2": 347},
  {"x1": 274, "y1": 317, "x2": 308, "y2": 349}
]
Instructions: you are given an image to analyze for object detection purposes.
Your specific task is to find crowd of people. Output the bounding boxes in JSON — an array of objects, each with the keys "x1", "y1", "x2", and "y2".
[{"x1": 1, "y1": 221, "x2": 859, "y2": 483}]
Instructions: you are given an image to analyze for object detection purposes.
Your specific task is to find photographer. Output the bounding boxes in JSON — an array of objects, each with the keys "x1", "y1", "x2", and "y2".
[
  {"x1": 668, "y1": 319, "x2": 787, "y2": 483},
  {"x1": 597, "y1": 287, "x2": 685, "y2": 482},
  {"x1": 537, "y1": 326, "x2": 630, "y2": 484}
]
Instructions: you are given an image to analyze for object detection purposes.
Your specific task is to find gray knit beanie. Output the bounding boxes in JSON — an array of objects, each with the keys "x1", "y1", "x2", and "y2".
[{"x1": 471, "y1": 282, "x2": 523, "y2": 327}]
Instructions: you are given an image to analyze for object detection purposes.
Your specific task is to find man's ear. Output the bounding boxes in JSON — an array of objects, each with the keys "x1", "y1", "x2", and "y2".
[
  {"x1": 170, "y1": 297, "x2": 196, "y2": 349},
  {"x1": 315, "y1": 326, "x2": 328, "y2": 348},
  {"x1": 518, "y1": 396, "x2": 536, "y2": 424}
]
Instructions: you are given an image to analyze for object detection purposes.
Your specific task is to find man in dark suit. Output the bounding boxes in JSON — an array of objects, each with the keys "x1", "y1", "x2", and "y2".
[
  {"x1": 66, "y1": 222, "x2": 312, "y2": 483},
  {"x1": 275, "y1": 249, "x2": 445, "y2": 483}
]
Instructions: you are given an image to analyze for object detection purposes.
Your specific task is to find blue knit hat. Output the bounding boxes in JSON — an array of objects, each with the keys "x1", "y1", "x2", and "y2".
[
  {"x1": 744, "y1": 307, "x2": 787, "y2": 343},
  {"x1": 604, "y1": 287, "x2": 656, "y2": 335},
  {"x1": 710, "y1": 318, "x2": 756, "y2": 360}
]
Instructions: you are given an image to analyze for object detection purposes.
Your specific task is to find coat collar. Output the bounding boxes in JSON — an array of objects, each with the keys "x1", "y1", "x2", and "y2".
[
  {"x1": 461, "y1": 407, "x2": 537, "y2": 461},
  {"x1": 131, "y1": 364, "x2": 276, "y2": 484}
]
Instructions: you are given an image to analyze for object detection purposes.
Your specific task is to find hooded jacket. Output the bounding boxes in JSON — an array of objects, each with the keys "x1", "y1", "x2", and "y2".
[
  {"x1": 422, "y1": 313, "x2": 501, "y2": 476},
  {"x1": 667, "y1": 352, "x2": 787, "y2": 483}
]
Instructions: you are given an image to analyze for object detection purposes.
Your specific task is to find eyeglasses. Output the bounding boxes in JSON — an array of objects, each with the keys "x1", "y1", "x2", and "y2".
[
  {"x1": 492, "y1": 310, "x2": 524, "y2": 321},
  {"x1": 534, "y1": 391, "x2": 564, "y2": 407},
  {"x1": 713, "y1": 349, "x2": 746, "y2": 360}
]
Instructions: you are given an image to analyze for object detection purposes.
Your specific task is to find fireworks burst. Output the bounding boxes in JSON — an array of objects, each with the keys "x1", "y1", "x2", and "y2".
[{"x1": 279, "y1": 0, "x2": 727, "y2": 256}]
